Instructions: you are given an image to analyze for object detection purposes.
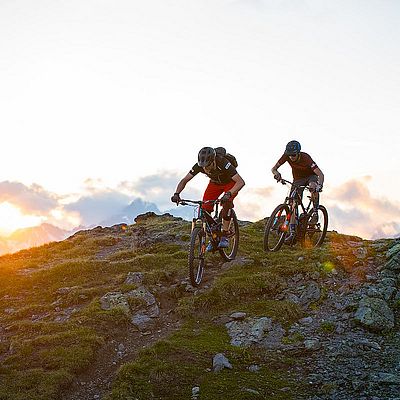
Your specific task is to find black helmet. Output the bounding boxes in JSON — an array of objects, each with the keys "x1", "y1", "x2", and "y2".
[
  {"x1": 198, "y1": 147, "x2": 216, "y2": 168},
  {"x1": 285, "y1": 140, "x2": 301, "y2": 156}
]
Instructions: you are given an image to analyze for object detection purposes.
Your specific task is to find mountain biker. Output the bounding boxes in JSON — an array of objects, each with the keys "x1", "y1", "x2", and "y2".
[
  {"x1": 271, "y1": 140, "x2": 324, "y2": 244},
  {"x1": 171, "y1": 147, "x2": 245, "y2": 250}
]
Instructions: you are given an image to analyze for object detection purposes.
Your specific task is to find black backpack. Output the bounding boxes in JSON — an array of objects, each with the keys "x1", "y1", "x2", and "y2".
[{"x1": 214, "y1": 147, "x2": 238, "y2": 168}]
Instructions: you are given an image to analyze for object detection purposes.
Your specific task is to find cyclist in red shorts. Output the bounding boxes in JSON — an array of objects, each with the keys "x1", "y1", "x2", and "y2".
[
  {"x1": 171, "y1": 147, "x2": 245, "y2": 249},
  {"x1": 271, "y1": 140, "x2": 324, "y2": 244}
]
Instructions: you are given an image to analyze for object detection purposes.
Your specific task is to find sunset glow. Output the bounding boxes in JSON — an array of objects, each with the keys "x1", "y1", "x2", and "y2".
[{"x1": 0, "y1": 202, "x2": 42, "y2": 236}]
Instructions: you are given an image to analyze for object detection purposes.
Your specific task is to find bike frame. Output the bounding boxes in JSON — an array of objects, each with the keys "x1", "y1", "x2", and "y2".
[
  {"x1": 274, "y1": 179, "x2": 314, "y2": 234},
  {"x1": 180, "y1": 199, "x2": 222, "y2": 242}
]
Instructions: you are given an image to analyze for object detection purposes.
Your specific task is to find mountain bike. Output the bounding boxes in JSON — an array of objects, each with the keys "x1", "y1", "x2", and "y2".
[
  {"x1": 178, "y1": 199, "x2": 239, "y2": 286},
  {"x1": 263, "y1": 178, "x2": 328, "y2": 252}
]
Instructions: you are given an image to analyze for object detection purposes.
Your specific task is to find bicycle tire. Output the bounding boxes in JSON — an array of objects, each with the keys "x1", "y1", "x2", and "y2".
[
  {"x1": 188, "y1": 227, "x2": 206, "y2": 287},
  {"x1": 264, "y1": 204, "x2": 290, "y2": 252},
  {"x1": 218, "y1": 210, "x2": 239, "y2": 261},
  {"x1": 302, "y1": 205, "x2": 328, "y2": 248}
]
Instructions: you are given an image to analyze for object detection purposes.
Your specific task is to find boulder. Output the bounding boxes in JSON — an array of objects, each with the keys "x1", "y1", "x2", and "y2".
[
  {"x1": 386, "y1": 243, "x2": 400, "y2": 260},
  {"x1": 126, "y1": 286, "x2": 157, "y2": 306},
  {"x1": 226, "y1": 317, "x2": 284, "y2": 348},
  {"x1": 212, "y1": 353, "x2": 232, "y2": 372},
  {"x1": 385, "y1": 243, "x2": 400, "y2": 270},
  {"x1": 230, "y1": 312, "x2": 247, "y2": 321},
  {"x1": 100, "y1": 292, "x2": 130, "y2": 313},
  {"x1": 354, "y1": 297, "x2": 394, "y2": 331},
  {"x1": 131, "y1": 313, "x2": 155, "y2": 331}
]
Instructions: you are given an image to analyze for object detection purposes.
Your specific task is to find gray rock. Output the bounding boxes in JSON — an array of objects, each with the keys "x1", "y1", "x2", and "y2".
[
  {"x1": 299, "y1": 281, "x2": 321, "y2": 306},
  {"x1": 354, "y1": 339, "x2": 381, "y2": 351},
  {"x1": 226, "y1": 317, "x2": 284, "y2": 348},
  {"x1": 304, "y1": 339, "x2": 321, "y2": 350},
  {"x1": 230, "y1": 312, "x2": 247, "y2": 320},
  {"x1": 386, "y1": 243, "x2": 400, "y2": 260},
  {"x1": 100, "y1": 292, "x2": 130, "y2": 313},
  {"x1": 250, "y1": 317, "x2": 272, "y2": 339},
  {"x1": 385, "y1": 247, "x2": 400, "y2": 270},
  {"x1": 56, "y1": 286, "x2": 79, "y2": 295},
  {"x1": 213, "y1": 353, "x2": 232, "y2": 372},
  {"x1": 125, "y1": 272, "x2": 144, "y2": 285},
  {"x1": 286, "y1": 293, "x2": 300, "y2": 304},
  {"x1": 191, "y1": 386, "x2": 200, "y2": 397},
  {"x1": 147, "y1": 304, "x2": 160, "y2": 318},
  {"x1": 367, "y1": 284, "x2": 397, "y2": 301},
  {"x1": 131, "y1": 313, "x2": 154, "y2": 331},
  {"x1": 354, "y1": 297, "x2": 394, "y2": 331},
  {"x1": 353, "y1": 247, "x2": 368, "y2": 259},
  {"x1": 118, "y1": 343, "x2": 125, "y2": 352},
  {"x1": 299, "y1": 316, "x2": 313, "y2": 325},
  {"x1": 243, "y1": 388, "x2": 260, "y2": 395},
  {"x1": 381, "y1": 278, "x2": 397, "y2": 287},
  {"x1": 348, "y1": 240, "x2": 364, "y2": 247},
  {"x1": 310, "y1": 271, "x2": 320, "y2": 280},
  {"x1": 248, "y1": 364, "x2": 260, "y2": 372},
  {"x1": 379, "y1": 269, "x2": 398, "y2": 279},
  {"x1": 370, "y1": 372, "x2": 400, "y2": 385},
  {"x1": 126, "y1": 286, "x2": 156, "y2": 306}
]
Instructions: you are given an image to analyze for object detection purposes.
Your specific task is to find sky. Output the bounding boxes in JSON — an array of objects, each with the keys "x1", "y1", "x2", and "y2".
[{"x1": 0, "y1": 0, "x2": 399, "y2": 239}]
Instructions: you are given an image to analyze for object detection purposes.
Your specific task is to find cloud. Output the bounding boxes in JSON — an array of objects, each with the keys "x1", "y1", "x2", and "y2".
[
  {"x1": 1, "y1": 176, "x2": 399, "y2": 240},
  {"x1": 64, "y1": 190, "x2": 132, "y2": 226},
  {"x1": 325, "y1": 177, "x2": 400, "y2": 239},
  {"x1": 119, "y1": 171, "x2": 202, "y2": 210},
  {"x1": 234, "y1": 186, "x2": 275, "y2": 221},
  {"x1": 0, "y1": 181, "x2": 59, "y2": 213}
]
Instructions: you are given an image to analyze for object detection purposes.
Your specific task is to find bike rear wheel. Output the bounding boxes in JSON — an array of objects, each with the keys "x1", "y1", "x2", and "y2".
[
  {"x1": 264, "y1": 204, "x2": 290, "y2": 252},
  {"x1": 188, "y1": 227, "x2": 206, "y2": 287},
  {"x1": 218, "y1": 210, "x2": 239, "y2": 261},
  {"x1": 302, "y1": 205, "x2": 328, "y2": 248}
]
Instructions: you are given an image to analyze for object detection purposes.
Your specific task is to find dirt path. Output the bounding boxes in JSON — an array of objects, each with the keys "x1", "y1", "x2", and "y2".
[
  {"x1": 63, "y1": 254, "x2": 247, "y2": 400},
  {"x1": 63, "y1": 306, "x2": 182, "y2": 400}
]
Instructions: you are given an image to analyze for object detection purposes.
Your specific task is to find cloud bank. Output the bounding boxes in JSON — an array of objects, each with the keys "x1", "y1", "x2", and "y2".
[
  {"x1": 0, "y1": 175, "x2": 399, "y2": 240},
  {"x1": 324, "y1": 177, "x2": 400, "y2": 239}
]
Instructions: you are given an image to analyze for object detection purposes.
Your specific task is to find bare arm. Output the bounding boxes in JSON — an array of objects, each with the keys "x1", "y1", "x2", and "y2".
[
  {"x1": 229, "y1": 173, "x2": 245, "y2": 195},
  {"x1": 271, "y1": 162, "x2": 282, "y2": 180},
  {"x1": 271, "y1": 162, "x2": 281, "y2": 175},
  {"x1": 174, "y1": 173, "x2": 194, "y2": 195}
]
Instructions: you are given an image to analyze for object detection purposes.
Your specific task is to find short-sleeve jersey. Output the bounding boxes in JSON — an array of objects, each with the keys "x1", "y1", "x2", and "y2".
[
  {"x1": 189, "y1": 156, "x2": 237, "y2": 184},
  {"x1": 277, "y1": 152, "x2": 318, "y2": 181}
]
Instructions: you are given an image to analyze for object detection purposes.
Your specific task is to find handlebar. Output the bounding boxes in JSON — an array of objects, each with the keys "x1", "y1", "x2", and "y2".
[
  {"x1": 276, "y1": 178, "x2": 310, "y2": 191},
  {"x1": 178, "y1": 199, "x2": 220, "y2": 206},
  {"x1": 278, "y1": 178, "x2": 293, "y2": 186}
]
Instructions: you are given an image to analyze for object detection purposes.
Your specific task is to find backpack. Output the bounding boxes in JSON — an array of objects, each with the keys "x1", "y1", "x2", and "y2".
[{"x1": 214, "y1": 147, "x2": 238, "y2": 168}]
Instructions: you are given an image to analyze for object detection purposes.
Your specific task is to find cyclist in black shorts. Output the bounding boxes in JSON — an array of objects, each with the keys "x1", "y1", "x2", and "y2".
[{"x1": 271, "y1": 140, "x2": 324, "y2": 244}]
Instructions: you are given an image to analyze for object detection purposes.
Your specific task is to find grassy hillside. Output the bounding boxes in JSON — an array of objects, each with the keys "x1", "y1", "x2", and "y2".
[{"x1": 0, "y1": 213, "x2": 395, "y2": 400}]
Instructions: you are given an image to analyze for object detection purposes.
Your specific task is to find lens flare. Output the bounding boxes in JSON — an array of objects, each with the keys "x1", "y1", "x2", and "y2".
[{"x1": 322, "y1": 261, "x2": 336, "y2": 273}]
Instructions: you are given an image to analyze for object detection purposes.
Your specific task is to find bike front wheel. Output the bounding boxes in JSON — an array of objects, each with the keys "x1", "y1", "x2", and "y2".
[
  {"x1": 218, "y1": 210, "x2": 239, "y2": 262},
  {"x1": 302, "y1": 205, "x2": 328, "y2": 248},
  {"x1": 264, "y1": 204, "x2": 290, "y2": 252},
  {"x1": 188, "y1": 227, "x2": 206, "y2": 287}
]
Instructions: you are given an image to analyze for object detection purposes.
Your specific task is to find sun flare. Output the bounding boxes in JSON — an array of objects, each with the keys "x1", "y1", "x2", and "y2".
[{"x1": 0, "y1": 202, "x2": 43, "y2": 236}]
